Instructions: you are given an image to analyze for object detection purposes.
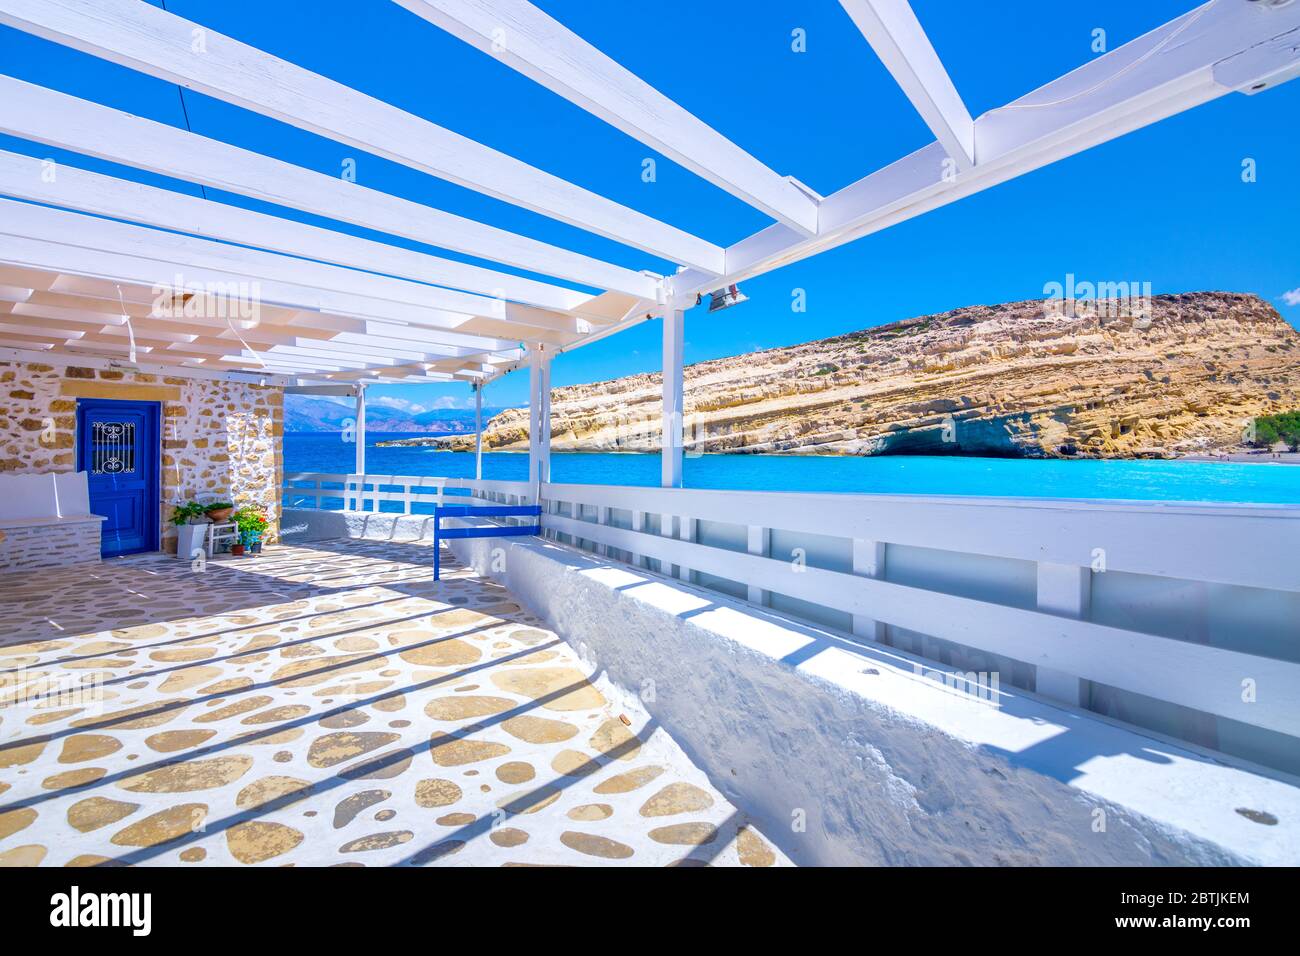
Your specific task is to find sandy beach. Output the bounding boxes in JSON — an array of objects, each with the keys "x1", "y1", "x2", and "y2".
[{"x1": 1180, "y1": 451, "x2": 1300, "y2": 464}]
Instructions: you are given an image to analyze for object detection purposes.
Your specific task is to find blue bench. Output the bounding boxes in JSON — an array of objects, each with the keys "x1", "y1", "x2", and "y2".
[{"x1": 432, "y1": 504, "x2": 542, "y2": 580}]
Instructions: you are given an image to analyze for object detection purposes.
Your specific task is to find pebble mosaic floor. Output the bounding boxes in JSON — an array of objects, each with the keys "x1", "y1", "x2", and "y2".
[{"x1": 0, "y1": 538, "x2": 787, "y2": 867}]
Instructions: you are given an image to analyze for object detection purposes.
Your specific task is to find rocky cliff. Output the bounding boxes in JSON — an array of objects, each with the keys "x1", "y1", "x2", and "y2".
[{"x1": 413, "y1": 292, "x2": 1300, "y2": 458}]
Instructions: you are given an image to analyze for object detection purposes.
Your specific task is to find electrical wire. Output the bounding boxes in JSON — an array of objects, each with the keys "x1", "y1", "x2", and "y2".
[
  {"x1": 158, "y1": 0, "x2": 209, "y2": 200},
  {"x1": 226, "y1": 310, "x2": 269, "y2": 370},
  {"x1": 155, "y1": 2, "x2": 271, "y2": 372},
  {"x1": 114, "y1": 283, "x2": 138, "y2": 364}
]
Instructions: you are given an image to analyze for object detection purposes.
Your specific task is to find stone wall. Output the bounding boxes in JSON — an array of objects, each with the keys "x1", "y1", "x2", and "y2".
[
  {"x1": 0, "y1": 361, "x2": 283, "y2": 550},
  {"x1": 0, "y1": 518, "x2": 102, "y2": 573}
]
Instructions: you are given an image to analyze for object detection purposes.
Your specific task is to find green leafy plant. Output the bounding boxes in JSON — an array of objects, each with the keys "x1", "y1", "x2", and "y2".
[
  {"x1": 170, "y1": 501, "x2": 206, "y2": 525},
  {"x1": 205, "y1": 500, "x2": 234, "y2": 511},
  {"x1": 232, "y1": 506, "x2": 269, "y2": 543}
]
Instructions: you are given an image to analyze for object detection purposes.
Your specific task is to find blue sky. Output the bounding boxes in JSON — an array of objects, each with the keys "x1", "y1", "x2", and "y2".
[{"x1": 2, "y1": 0, "x2": 1296, "y2": 412}]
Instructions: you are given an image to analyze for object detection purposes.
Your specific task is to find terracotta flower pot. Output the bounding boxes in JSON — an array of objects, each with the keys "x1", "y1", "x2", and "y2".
[
  {"x1": 206, "y1": 507, "x2": 233, "y2": 522},
  {"x1": 231, "y1": 543, "x2": 246, "y2": 556}
]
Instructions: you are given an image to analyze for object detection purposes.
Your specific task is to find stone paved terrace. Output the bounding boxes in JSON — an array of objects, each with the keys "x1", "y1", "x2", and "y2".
[{"x1": 0, "y1": 539, "x2": 787, "y2": 867}]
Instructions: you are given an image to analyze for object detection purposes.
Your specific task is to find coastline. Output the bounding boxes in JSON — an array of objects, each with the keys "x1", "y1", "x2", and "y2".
[
  {"x1": 371, "y1": 433, "x2": 1300, "y2": 464},
  {"x1": 1179, "y1": 452, "x2": 1299, "y2": 465},
  {"x1": 287, "y1": 433, "x2": 1300, "y2": 502}
]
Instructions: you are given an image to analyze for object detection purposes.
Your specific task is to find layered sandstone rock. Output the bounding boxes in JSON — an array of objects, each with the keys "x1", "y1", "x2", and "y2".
[{"x1": 413, "y1": 292, "x2": 1300, "y2": 459}]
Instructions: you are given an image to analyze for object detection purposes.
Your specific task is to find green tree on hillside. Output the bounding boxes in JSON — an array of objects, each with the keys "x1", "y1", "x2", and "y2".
[{"x1": 1252, "y1": 411, "x2": 1300, "y2": 451}]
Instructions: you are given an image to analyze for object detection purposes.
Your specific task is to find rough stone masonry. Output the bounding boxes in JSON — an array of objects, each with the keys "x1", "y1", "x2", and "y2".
[{"x1": 0, "y1": 361, "x2": 283, "y2": 551}]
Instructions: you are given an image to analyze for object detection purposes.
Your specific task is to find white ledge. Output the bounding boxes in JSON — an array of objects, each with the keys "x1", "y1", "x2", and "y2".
[
  {"x1": 0, "y1": 513, "x2": 106, "y2": 530},
  {"x1": 449, "y1": 532, "x2": 1300, "y2": 867}
]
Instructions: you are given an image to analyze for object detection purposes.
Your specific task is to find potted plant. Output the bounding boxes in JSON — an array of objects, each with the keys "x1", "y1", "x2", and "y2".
[
  {"x1": 170, "y1": 501, "x2": 209, "y2": 560},
  {"x1": 204, "y1": 500, "x2": 235, "y2": 522},
  {"x1": 232, "y1": 506, "x2": 269, "y2": 556}
]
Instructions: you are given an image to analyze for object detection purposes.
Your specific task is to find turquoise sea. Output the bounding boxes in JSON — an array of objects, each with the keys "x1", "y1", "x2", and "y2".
[{"x1": 284, "y1": 432, "x2": 1300, "y2": 505}]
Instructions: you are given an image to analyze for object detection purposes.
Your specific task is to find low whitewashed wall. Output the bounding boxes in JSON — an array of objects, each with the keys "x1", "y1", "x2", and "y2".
[
  {"x1": 279, "y1": 507, "x2": 440, "y2": 544},
  {"x1": 537, "y1": 483, "x2": 1300, "y2": 778},
  {"x1": 448, "y1": 531, "x2": 1300, "y2": 867}
]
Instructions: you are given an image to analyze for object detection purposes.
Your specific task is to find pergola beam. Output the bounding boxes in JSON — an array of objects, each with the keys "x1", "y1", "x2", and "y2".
[
  {"x1": 0, "y1": 0, "x2": 1293, "y2": 385},
  {"x1": 284, "y1": 314, "x2": 525, "y2": 358},
  {"x1": 223, "y1": 356, "x2": 350, "y2": 372},
  {"x1": 0, "y1": 77, "x2": 657, "y2": 303},
  {"x1": 312, "y1": 365, "x2": 480, "y2": 384},
  {"x1": 0, "y1": 327, "x2": 350, "y2": 371},
  {"x1": 0, "y1": 0, "x2": 724, "y2": 274},
  {"x1": 671, "y1": 0, "x2": 1300, "y2": 302},
  {"x1": 320, "y1": 330, "x2": 499, "y2": 359},
  {"x1": 397, "y1": 0, "x2": 819, "y2": 235},
  {"x1": 2, "y1": 296, "x2": 505, "y2": 363},
  {"x1": 838, "y1": 0, "x2": 975, "y2": 169},
  {"x1": 0, "y1": 344, "x2": 294, "y2": 383},
  {"x1": 0, "y1": 244, "x2": 527, "y2": 374},
  {"x1": 0, "y1": 191, "x2": 577, "y2": 337},
  {"x1": 232, "y1": 348, "x2": 390, "y2": 371},
  {"x1": 0, "y1": 146, "x2": 599, "y2": 330},
  {"x1": 0, "y1": 201, "x2": 525, "y2": 351}
]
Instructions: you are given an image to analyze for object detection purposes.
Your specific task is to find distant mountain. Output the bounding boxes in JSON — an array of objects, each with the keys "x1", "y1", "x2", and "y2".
[{"x1": 283, "y1": 395, "x2": 511, "y2": 434}]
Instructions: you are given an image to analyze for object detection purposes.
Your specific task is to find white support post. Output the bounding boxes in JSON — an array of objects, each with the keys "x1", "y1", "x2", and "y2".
[
  {"x1": 473, "y1": 381, "x2": 483, "y2": 480},
  {"x1": 852, "y1": 539, "x2": 887, "y2": 642},
  {"x1": 747, "y1": 525, "x2": 771, "y2": 605},
  {"x1": 528, "y1": 346, "x2": 551, "y2": 499},
  {"x1": 354, "y1": 383, "x2": 367, "y2": 507},
  {"x1": 658, "y1": 305, "x2": 689, "y2": 580},
  {"x1": 1035, "y1": 562, "x2": 1092, "y2": 706},
  {"x1": 661, "y1": 307, "x2": 684, "y2": 489}
]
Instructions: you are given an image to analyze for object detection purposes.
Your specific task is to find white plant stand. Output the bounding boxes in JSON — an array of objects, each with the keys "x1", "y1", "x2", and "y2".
[{"x1": 207, "y1": 521, "x2": 239, "y2": 556}]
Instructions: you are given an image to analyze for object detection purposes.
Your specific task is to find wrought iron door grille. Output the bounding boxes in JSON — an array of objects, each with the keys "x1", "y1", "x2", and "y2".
[{"x1": 90, "y1": 421, "x2": 136, "y2": 475}]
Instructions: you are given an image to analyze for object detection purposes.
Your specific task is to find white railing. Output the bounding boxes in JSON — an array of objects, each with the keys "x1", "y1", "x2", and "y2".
[
  {"x1": 282, "y1": 472, "x2": 533, "y2": 513},
  {"x1": 283, "y1": 471, "x2": 1300, "y2": 774}
]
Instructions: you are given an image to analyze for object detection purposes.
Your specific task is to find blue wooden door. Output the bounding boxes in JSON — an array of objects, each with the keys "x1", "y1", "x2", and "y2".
[{"x1": 76, "y1": 398, "x2": 160, "y2": 557}]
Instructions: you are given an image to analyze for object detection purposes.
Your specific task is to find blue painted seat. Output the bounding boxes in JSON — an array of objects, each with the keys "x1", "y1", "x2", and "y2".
[{"x1": 433, "y1": 504, "x2": 541, "y2": 580}]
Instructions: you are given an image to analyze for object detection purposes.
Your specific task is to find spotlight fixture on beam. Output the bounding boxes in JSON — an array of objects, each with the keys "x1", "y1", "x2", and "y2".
[{"x1": 697, "y1": 283, "x2": 748, "y2": 313}]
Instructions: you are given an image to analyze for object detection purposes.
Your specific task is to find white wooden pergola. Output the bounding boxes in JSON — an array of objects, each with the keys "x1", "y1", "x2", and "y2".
[{"x1": 0, "y1": 0, "x2": 1296, "y2": 483}]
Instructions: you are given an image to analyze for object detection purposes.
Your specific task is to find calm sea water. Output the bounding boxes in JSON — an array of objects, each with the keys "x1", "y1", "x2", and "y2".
[{"x1": 283, "y1": 431, "x2": 1300, "y2": 504}]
